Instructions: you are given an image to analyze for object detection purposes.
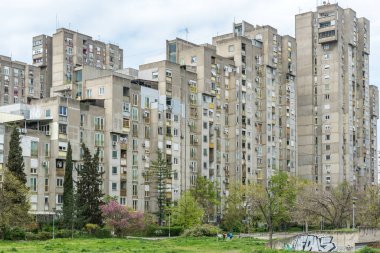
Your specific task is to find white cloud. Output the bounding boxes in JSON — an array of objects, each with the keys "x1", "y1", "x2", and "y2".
[{"x1": 0, "y1": 0, "x2": 378, "y2": 86}]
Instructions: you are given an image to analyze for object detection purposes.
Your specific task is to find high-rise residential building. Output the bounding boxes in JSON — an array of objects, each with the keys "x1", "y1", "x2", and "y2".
[
  {"x1": 32, "y1": 28, "x2": 123, "y2": 98},
  {"x1": 212, "y1": 21, "x2": 297, "y2": 184},
  {"x1": 296, "y1": 3, "x2": 377, "y2": 189},
  {"x1": 32, "y1": 34, "x2": 53, "y2": 99},
  {"x1": 369, "y1": 85, "x2": 379, "y2": 184},
  {"x1": 0, "y1": 55, "x2": 41, "y2": 106}
]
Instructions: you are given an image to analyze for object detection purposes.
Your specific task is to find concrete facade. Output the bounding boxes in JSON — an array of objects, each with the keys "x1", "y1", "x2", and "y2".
[{"x1": 296, "y1": 3, "x2": 377, "y2": 189}]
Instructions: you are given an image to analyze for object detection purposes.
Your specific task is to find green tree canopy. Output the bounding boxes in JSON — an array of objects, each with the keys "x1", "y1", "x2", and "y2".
[
  {"x1": 172, "y1": 192, "x2": 204, "y2": 229},
  {"x1": 63, "y1": 142, "x2": 74, "y2": 229},
  {"x1": 76, "y1": 143, "x2": 104, "y2": 228},
  {"x1": 6, "y1": 127, "x2": 26, "y2": 184},
  {"x1": 0, "y1": 171, "x2": 31, "y2": 239}
]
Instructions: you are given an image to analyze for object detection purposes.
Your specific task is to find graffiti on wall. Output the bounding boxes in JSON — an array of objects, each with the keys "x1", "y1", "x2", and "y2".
[{"x1": 286, "y1": 235, "x2": 336, "y2": 252}]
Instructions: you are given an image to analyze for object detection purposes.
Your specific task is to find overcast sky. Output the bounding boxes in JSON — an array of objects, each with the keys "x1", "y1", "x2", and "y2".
[{"x1": 1, "y1": 0, "x2": 378, "y2": 84}]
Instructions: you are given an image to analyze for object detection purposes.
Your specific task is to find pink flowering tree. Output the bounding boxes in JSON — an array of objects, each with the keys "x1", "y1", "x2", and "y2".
[{"x1": 100, "y1": 200, "x2": 144, "y2": 236}]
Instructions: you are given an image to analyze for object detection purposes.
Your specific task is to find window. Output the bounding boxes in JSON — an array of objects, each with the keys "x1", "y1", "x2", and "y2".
[
  {"x1": 98, "y1": 86, "x2": 105, "y2": 95},
  {"x1": 57, "y1": 194, "x2": 63, "y2": 204},
  {"x1": 203, "y1": 135, "x2": 208, "y2": 142},
  {"x1": 86, "y1": 88, "x2": 92, "y2": 98},
  {"x1": 31, "y1": 141, "x2": 38, "y2": 156},
  {"x1": 59, "y1": 106, "x2": 67, "y2": 116},
  {"x1": 30, "y1": 177, "x2": 37, "y2": 192},
  {"x1": 325, "y1": 114, "x2": 330, "y2": 120},
  {"x1": 123, "y1": 118, "x2": 130, "y2": 128},
  {"x1": 44, "y1": 143, "x2": 50, "y2": 157},
  {"x1": 132, "y1": 168, "x2": 138, "y2": 181},
  {"x1": 173, "y1": 128, "x2": 178, "y2": 137},
  {"x1": 45, "y1": 109, "x2": 51, "y2": 118},
  {"x1": 44, "y1": 178, "x2": 49, "y2": 192},
  {"x1": 325, "y1": 134, "x2": 331, "y2": 141},
  {"x1": 112, "y1": 150, "x2": 118, "y2": 159},
  {"x1": 132, "y1": 107, "x2": 139, "y2": 121},
  {"x1": 326, "y1": 144, "x2": 330, "y2": 151},
  {"x1": 120, "y1": 197, "x2": 126, "y2": 205},
  {"x1": 203, "y1": 148, "x2": 208, "y2": 156},
  {"x1": 132, "y1": 184, "x2": 138, "y2": 196},
  {"x1": 59, "y1": 124, "x2": 67, "y2": 134},
  {"x1": 30, "y1": 167, "x2": 37, "y2": 174},
  {"x1": 191, "y1": 56, "x2": 197, "y2": 64},
  {"x1": 319, "y1": 30, "x2": 335, "y2": 39},
  {"x1": 94, "y1": 117, "x2": 104, "y2": 130},
  {"x1": 123, "y1": 87, "x2": 129, "y2": 96},
  {"x1": 95, "y1": 133, "x2": 104, "y2": 146},
  {"x1": 132, "y1": 94, "x2": 138, "y2": 106},
  {"x1": 56, "y1": 177, "x2": 64, "y2": 187},
  {"x1": 325, "y1": 154, "x2": 331, "y2": 160},
  {"x1": 152, "y1": 71, "x2": 158, "y2": 79},
  {"x1": 112, "y1": 182, "x2": 117, "y2": 191},
  {"x1": 228, "y1": 45, "x2": 235, "y2": 52},
  {"x1": 123, "y1": 103, "x2": 130, "y2": 112},
  {"x1": 133, "y1": 200, "x2": 138, "y2": 211}
]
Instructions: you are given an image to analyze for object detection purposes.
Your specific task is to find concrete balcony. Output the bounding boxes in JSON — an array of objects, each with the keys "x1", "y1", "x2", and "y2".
[{"x1": 121, "y1": 158, "x2": 127, "y2": 166}]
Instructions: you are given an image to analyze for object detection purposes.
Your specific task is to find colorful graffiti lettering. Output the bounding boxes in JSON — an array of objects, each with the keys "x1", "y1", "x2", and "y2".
[{"x1": 290, "y1": 235, "x2": 336, "y2": 252}]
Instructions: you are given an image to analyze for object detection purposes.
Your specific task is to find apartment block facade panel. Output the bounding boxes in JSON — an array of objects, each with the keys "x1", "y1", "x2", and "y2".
[{"x1": 296, "y1": 3, "x2": 376, "y2": 189}]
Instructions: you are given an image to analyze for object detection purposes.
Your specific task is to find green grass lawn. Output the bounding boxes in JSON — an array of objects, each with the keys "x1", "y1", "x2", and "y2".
[{"x1": 0, "y1": 237, "x2": 282, "y2": 253}]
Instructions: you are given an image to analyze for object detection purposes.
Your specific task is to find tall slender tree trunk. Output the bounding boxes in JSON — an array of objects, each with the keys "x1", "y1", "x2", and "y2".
[
  {"x1": 305, "y1": 220, "x2": 309, "y2": 233},
  {"x1": 269, "y1": 223, "x2": 273, "y2": 249}
]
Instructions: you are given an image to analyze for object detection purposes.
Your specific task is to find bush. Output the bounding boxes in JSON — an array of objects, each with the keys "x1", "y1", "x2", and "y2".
[
  {"x1": 56, "y1": 229, "x2": 73, "y2": 238},
  {"x1": 358, "y1": 247, "x2": 377, "y2": 253},
  {"x1": 4, "y1": 227, "x2": 26, "y2": 240},
  {"x1": 144, "y1": 225, "x2": 183, "y2": 237},
  {"x1": 85, "y1": 223, "x2": 99, "y2": 234},
  {"x1": 182, "y1": 224, "x2": 221, "y2": 237},
  {"x1": 94, "y1": 227, "x2": 112, "y2": 238},
  {"x1": 36, "y1": 231, "x2": 52, "y2": 240},
  {"x1": 25, "y1": 232, "x2": 38, "y2": 241}
]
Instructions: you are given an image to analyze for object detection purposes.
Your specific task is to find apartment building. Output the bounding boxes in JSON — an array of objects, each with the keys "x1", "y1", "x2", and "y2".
[
  {"x1": 212, "y1": 21, "x2": 297, "y2": 184},
  {"x1": 369, "y1": 85, "x2": 379, "y2": 184},
  {"x1": 296, "y1": 3, "x2": 377, "y2": 189},
  {"x1": 32, "y1": 28, "x2": 123, "y2": 98},
  {"x1": 0, "y1": 55, "x2": 41, "y2": 106},
  {"x1": 32, "y1": 35, "x2": 53, "y2": 99}
]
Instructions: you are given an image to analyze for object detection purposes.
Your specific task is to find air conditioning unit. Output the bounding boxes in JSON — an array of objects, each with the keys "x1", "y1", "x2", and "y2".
[
  {"x1": 194, "y1": 138, "x2": 199, "y2": 144},
  {"x1": 112, "y1": 141, "x2": 117, "y2": 146},
  {"x1": 143, "y1": 111, "x2": 149, "y2": 118},
  {"x1": 45, "y1": 131, "x2": 51, "y2": 136}
]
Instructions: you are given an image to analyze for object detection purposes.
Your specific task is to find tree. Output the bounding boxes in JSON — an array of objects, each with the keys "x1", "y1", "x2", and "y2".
[
  {"x1": 148, "y1": 150, "x2": 173, "y2": 226},
  {"x1": 190, "y1": 176, "x2": 220, "y2": 223},
  {"x1": 221, "y1": 183, "x2": 247, "y2": 232},
  {"x1": 298, "y1": 181, "x2": 353, "y2": 229},
  {"x1": 101, "y1": 200, "x2": 144, "y2": 237},
  {"x1": 63, "y1": 142, "x2": 74, "y2": 229},
  {"x1": 357, "y1": 185, "x2": 380, "y2": 227},
  {"x1": 6, "y1": 127, "x2": 26, "y2": 184},
  {"x1": 171, "y1": 192, "x2": 204, "y2": 229},
  {"x1": 247, "y1": 172, "x2": 297, "y2": 248},
  {"x1": 76, "y1": 143, "x2": 104, "y2": 228},
  {"x1": 291, "y1": 180, "x2": 319, "y2": 233},
  {"x1": 0, "y1": 171, "x2": 31, "y2": 239}
]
